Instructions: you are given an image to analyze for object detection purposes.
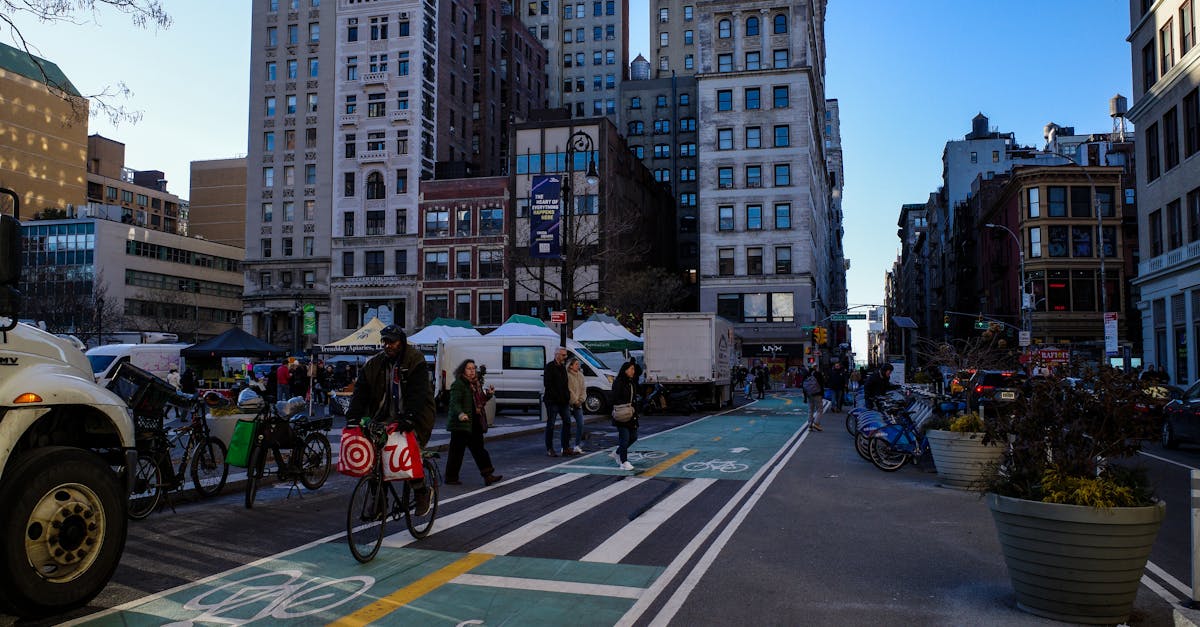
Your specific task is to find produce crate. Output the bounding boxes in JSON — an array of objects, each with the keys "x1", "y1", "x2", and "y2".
[{"x1": 106, "y1": 362, "x2": 179, "y2": 428}]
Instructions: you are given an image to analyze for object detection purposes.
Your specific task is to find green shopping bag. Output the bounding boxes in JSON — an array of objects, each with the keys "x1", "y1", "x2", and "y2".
[{"x1": 225, "y1": 419, "x2": 257, "y2": 467}]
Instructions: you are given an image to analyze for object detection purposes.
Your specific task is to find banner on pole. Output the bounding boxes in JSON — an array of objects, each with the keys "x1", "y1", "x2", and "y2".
[
  {"x1": 1103, "y1": 312, "x2": 1118, "y2": 356},
  {"x1": 529, "y1": 175, "x2": 561, "y2": 259}
]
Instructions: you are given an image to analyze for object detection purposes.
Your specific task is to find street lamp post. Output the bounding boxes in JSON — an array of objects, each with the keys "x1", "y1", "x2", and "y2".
[
  {"x1": 559, "y1": 130, "x2": 600, "y2": 347},
  {"x1": 984, "y1": 223, "x2": 1027, "y2": 335}
]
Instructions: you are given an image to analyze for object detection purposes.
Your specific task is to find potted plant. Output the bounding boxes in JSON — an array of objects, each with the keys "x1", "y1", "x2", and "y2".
[
  {"x1": 925, "y1": 410, "x2": 1003, "y2": 489},
  {"x1": 980, "y1": 367, "x2": 1164, "y2": 625}
]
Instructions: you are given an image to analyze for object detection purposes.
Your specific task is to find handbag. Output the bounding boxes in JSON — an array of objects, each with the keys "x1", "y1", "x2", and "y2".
[
  {"x1": 382, "y1": 429, "x2": 425, "y2": 481},
  {"x1": 225, "y1": 419, "x2": 256, "y2": 468},
  {"x1": 484, "y1": 396, "x2": 497, "y2": 428},
  {"x1": 611, "y1": 403, "x2": 635, "y2": 423},
  {"x1": 337, "y1": 425, "x2": 375, "y2": 477}
]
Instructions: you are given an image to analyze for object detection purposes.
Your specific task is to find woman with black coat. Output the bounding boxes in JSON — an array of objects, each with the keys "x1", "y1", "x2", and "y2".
[{"x1": 610, "y1": 361, "x2": 640, "y2": 471}]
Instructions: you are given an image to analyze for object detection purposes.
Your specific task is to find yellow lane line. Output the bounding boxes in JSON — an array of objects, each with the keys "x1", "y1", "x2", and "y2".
[
  {"x1": 329, "y1": 553, "x2": 495, "y2": 627},
  {"x1": 640, "y1": 449, "x2": 698, "y2": 478},
  {"x1": 711, "y1": 436, "x2": 722, "y2": 441}
]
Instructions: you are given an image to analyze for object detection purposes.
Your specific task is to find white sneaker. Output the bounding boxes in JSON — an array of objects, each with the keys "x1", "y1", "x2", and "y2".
[
  {"x1": 620, "y1": 461, "x2": 634, "y2": 471},
  {"x1": 609, "y1": 451, "x2": 620, "y2": 463},
  {"x1": 573, "y1": 445, "x2": 584, "y2": 454}
]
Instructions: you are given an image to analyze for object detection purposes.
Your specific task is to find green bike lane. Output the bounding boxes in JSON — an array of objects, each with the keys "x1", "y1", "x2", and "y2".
[{"x1": 73, "y1": 392, "x2": 813, "y2": 627}]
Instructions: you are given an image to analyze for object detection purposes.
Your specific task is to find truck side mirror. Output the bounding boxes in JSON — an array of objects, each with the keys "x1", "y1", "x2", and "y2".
[{"x1": 0, "y1": 213, "x2": 21, "y2": 323}]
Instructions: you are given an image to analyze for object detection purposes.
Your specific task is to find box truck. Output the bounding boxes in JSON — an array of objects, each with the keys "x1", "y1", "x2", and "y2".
[
  {"x1": 86, "y1": 343, "x2": 189, "y2": 387},
  {"x1": 642, "y1": 313, "x2": 736, "y2": 407}
]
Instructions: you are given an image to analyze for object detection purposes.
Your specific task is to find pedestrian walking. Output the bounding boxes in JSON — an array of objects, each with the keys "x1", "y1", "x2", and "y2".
[
  {"x1": 180, "y1": 368, "x2": 198, "y2": 395},
  {"x1": 743, "y1": 370, "x2": 756, "y2": 399},
  {"x1": 827, "y1": 362, "x2": 848, "y2": 412},
  {"x1": 346, "y1": 324, "x2": 436, "y2": 515},
  {"x1": 610, "y1": 361, "x2": 640, "y2": 470},
  {"x1": 802, "y1": 368, "x2": 826, "y2": 431},
  {"x1": 291, "y1": 360, "x2": 310, "y2": 400},
  {"x1": 567, "y1": 357, "x2": 586, "y2": 455},
  {"x1": 166, "y1": 367, "x2": 181, "y2": 390},
  {"x1": 754, "y1": 362, "x2": 769, "y2": 399},
  {"x1": 276, "y1": 362, "x2": 292, "y2": 401},
  {"x1": 443, "y1": 359, "x2": 503, "y2": 487},
  {"x1": 543, "y1": 346, "x2": 573, "y2": 457}
]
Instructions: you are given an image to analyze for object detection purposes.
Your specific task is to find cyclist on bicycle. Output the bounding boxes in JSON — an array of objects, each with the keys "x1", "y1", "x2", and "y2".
[
  {"x1": 863, "y1": 363, "x2": 900, "y2": 410},
  {"x1": 346, "y1": 324, "x2": 436, "y2": 515}
]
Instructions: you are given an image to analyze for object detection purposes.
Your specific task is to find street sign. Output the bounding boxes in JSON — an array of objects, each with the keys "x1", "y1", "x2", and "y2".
[
  {"x1": 1019, "y1": 331, "x2": 1030, "y2": 347},
  {"x1": 302, "y1": 303, "x2": 316, "y2": 335},
  {"x1": 831, "y1": 313, "x2": 867, "y2": 321},
  {"x1": 1103, "y1": 312, "x2": 1118, "y2": 355},
  {"x1": 800, "y1": 325, "x2": 815, "y2": 331},
  {"x1": 974, "y1": 321, "x2": 990, "y2": 330},
  {"x1": 550, "y1": 310, "x2": 566, "y2": 324}
]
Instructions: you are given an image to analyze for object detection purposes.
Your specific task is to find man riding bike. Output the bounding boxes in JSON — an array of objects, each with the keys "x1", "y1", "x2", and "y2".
[
  {"x1": 346, "y1": 324, "x2": 437, "y2": 514},
  {"x1": 863, "y1": 363, "x2": 900, "y2": 410}
]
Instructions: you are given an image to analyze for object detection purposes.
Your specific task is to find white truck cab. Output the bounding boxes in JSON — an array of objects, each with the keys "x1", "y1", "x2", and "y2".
[{"x1": 0, "y1": 189, "x2": 136, "y2": 618}]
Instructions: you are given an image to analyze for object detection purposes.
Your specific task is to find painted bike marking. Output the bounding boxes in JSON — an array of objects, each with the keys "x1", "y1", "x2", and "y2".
[
  {"x1": 639, "y1": 449, "x2": 698, "y2": 478},
  {"x1": 680, "y1": 460, "x2": 750, "y2": 473},
  {"x1": 328, "y1": 553, "x2": 495, "y2": 627},
  {"x1": 160, "y1": 570, "x2": 374, "y2": 627}
]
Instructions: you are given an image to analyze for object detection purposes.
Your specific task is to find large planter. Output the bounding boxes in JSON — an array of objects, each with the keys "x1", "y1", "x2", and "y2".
[
  {"x1": 987, "y1": 493, "x2": 1166, "y2": 625},
  {"x1": 207, "y1": 412, "x2": 257, "y2": 448},
  {"x1": 926, "y1": 429, "x2": 1003, "y2": 489}
]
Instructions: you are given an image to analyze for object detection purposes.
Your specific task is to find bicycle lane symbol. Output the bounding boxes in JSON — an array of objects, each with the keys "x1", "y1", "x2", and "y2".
[{"x1": 156, "y1": 569, "x2": 375, "y2": 626}]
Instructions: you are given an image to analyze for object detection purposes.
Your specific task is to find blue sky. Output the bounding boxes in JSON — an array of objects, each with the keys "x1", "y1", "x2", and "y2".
[{"x1": 5, "y1": 0, "x2": 1134, "y2": 355}]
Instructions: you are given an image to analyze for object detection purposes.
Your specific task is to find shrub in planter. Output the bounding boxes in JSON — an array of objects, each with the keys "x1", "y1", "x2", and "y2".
[
  {"x1": 926, "y1": 411, "x2": 1000, "y2": 489},
  {"x1": 979, "y1": 367, "x2": 1164, "y2": 624}
]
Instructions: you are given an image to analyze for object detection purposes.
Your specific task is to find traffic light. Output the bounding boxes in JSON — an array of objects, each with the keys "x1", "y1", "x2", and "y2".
[
  {"x1": 814, "y1": 326, "x2": 827, "y2": 345},
  {"x1": 943, "y1": 314, "x2": 950, "y2": 328}
]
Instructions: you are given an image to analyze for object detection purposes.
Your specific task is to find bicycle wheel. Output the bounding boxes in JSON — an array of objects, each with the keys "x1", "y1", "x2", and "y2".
[
  {"x1": 404, "y1": 460, "x2": 440, "y2": 539},
  {"x1": 191, "y1": 436, "x2": 229, "y2": 497},
  {"x1": 127, "y1": 453, "x2": 163, "y2": 520},
  {"x1": 854, "y1": 432, "x2": 873, "y2": 461},
  {"x1": 244, "y1": 445, "x2": 266, "y2": 509},
  {"x1": 845, "y1": 410, "x2": 859, "y2": 435},
  {"x1": 346, "y1": 475, "x2": 388, "y2": 563},
  {"x1": 298, "y1": 433, "x2": 332, "y2": 490},
  {"x1": 869, "y1": 437, "x2": 908, "y2": 472}
]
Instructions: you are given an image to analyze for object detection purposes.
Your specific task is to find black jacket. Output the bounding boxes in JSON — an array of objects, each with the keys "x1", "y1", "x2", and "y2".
[
  {"x1": 864, "y1": 371, "x2": 899, "y2": 408},
  {"x1": 347, "y1": 344, "x2": 436, "y2": 446},
  {"x1": 543, "y1": 359, "x2": 570, "y2": 405},
  {"x1": 611, "y1": 369, "x2": 639, "y2": 428}
]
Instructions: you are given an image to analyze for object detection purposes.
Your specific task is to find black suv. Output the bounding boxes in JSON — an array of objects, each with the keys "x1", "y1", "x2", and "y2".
[{"x1": 967, "y1": 370, "x2": 1027, "y2": 410}]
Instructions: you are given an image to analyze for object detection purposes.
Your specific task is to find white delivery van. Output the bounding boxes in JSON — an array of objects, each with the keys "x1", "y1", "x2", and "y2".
[
  {"x1": 435, "y1": 335, "x2": 617, "y2": 414},
  {"x1": 86, "y1": 343, "x2": 189, "y2": 387}
]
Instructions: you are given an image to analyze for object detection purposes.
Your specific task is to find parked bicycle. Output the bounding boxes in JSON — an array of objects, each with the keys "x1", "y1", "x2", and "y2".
[
  {"x1": 346, "y1": 421, "x2": 443, "y2": 563},
  {"x1": 127, "y1": 392, "x2": 230, "y2": 519},
  {"x1": 243, "y1": 396, "x2": 333, "y2": 509},
  {"x1": 867, "y1": 395, "x2": 937, "y2": 471}
]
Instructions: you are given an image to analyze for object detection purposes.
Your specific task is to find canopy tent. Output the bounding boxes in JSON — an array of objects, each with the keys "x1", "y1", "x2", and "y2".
[
  {"x1": 572, "y1": 318, "x2": 643, "y2": 352},
  {"x1": 488, "y1": 314, "x2": 557, "y2": 337},
  {"x1": 321, "y1": 317, "x2": 387, "y2": 355},
  {"x1": 180, "y1": 327, "x2": 287, "y2": 359},
  {"x1": 407, "y1": 318, "x2": 481, "y2": 346}
]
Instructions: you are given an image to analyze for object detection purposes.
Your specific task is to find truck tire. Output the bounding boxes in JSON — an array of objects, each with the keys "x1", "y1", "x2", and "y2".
[
  {"x1": 0, "y1": 446, "x2": 127, "y2": 618},
  {"x1": 584, "y1": 389, "x2": 607, "y2": 414}
]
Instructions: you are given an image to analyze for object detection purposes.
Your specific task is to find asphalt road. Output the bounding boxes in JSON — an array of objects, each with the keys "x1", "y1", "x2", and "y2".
[{"x1": 2, "y1": 391, "x2": 1197, "y2": 626}]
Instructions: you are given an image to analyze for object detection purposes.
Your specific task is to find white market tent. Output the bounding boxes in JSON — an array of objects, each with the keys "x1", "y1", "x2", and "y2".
[
  {"x1": 321, "y1": 317, "x2": 387, "y2": 355},
  {"x1": 572, "y1": 319, "x2": 643, "y2": 351},
  {"x1": 408, "y1": 317, "x2": 482, "y2": 346}
]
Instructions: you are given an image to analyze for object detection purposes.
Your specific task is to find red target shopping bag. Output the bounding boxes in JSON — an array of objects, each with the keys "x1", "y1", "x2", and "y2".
[
  {"x1": 382, "y1": 429, "x2": 424, "y2": 481},
  {"x1": 337, "y1": 426, "x2": 375, "y2": 477}
]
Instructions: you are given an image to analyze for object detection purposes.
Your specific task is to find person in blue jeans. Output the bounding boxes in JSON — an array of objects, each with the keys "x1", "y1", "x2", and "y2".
[
  {"x1": 610, "y1": 361, "x2": 640, "y2": 471},
  {"x1": 566, "y1": 358, "x2": 586, "y2": 454},
  {"x1": 543, "y1": 346, "x2": 573, "y2": 456}
]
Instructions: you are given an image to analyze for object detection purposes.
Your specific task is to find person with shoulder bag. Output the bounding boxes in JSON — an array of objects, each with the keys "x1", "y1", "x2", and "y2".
[
  {"x1": 609, "y1": 361, "x2": 640, "y2": 471},
  {"x1": 803, "y1": 368, "x2": 826, "y2": 431},
  {"x1": 566, "y1": 357, "x2": 586, "y2": 455},
  {"x1": 444, "y1": 359, "x2": 503, "y2": 487}
]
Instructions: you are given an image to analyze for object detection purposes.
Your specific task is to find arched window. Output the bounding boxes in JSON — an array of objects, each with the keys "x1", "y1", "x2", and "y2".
[
  {"x1": 745, "y1": 16, "x2": 759, "y2": 36},
  {"x1": 773, "y1": 14, "x2": 787, "y2": 34},
  {"x1": 366, "y1": 171, "x2": 386, "y2": 199},
  {"x1": 718, "y1": 19, "x2": 731, "y2": 38}
]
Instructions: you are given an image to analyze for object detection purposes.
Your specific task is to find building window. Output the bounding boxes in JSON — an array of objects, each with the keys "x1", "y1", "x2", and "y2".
[
  {"x1": 303, "y1": 270, "x2": 315, "y2": 289},
  {"x1": 395, "y1": 209, "x2": 408, "y2": 235},
  {"x1": 773, "y1": 49, "x2": 788, "y2": 68},
  {"x1": 653, "y1": 144, "x2": 671, "y2": 158},
  {"x1": 395, "y1": 250, "x2": 408, "y2": 275},
  {"x1": 1027, "y1": 187, "x2": 1040, "y2": 218},
  {"x1": 746, "y1": 204, "x2": 762, "y2": 230},
  {"x1": 425, "y1": 210, "x2": 449, "y2": 236},
  {"x1": 1071, "y1": 225, "x2": 1092, "y2": 257},
  {"x1": 303, "y1": 236, "x2": 314, "y2": 256},
  {"x1": 364, "y1": 251, "x2": 384, "y2": 276},
  {"x1": 1168, "y1": 199, "x2": 1184, "y2": 250},
  {"x1": 717, "y1": 294, "x2": 740, "y2": 320},
  {"x1": 745, "y1": 51, "x2": 760, "y2": 70},
  {"x1": 1047, "y1": 186, "x2": 1067, "y2": 217},
  {"x1": 718, "y1": 19, "x2": 731, "y2": 38},
  {"x1": 479, "y1": 293, "x2": 503, "y2": 325},
  {"x1": 1150, "y1": 209, "x2": 1164, "y2": 256},
  {"x1": 396, "y1": 168, "x2": 408, "y2": 194},
  {"x1": 262, "y1": 203, "x2": 273, "y2": 222},
  {"x1": 1184, "y1": 88, "x2": 1199, "y2": 158},
  {"x1": 718, "y1": 248, "x2": 734, "y2": 276},
  {"x1": 424, "y1": 295, "x2": 449, "y2": 323},
  {"x1": 718, "y1": 167, "x2": 733, "y2": 188},
  {"x1": 305, "y1": 164, "x2": 316, "y2": 185},
  {"x1": 261, "y1": 238, "x2": 272, "y2": 259},
  {"x1": 344, "y1": 133, "x2": 356, "y2": 158},
  {"x1": 343, "y1": 171, "x2": 355, "y2": 197},
  {"x1": 424, "y1": 251, "x2": 449, "y2": 279},
  {"x1": 970, "y1": 151, "x2": 978, "y2": 164},
  {"x1": 679, "y1": 142, "x2": 696, "y2": 156},
  {"x1": 1164, "y1": 106, "x2": 1180, "y2": 171},
  {"x1": 718, "y1": 53, "x2": 732, "y2": 72},
  {"x1": 366, "y1": 171, "x2": 385, "y2": 199},
  {"x1": 746, "y1": 248, "x2": 763, "y2": 275},
  {"x1": 718, "y1": 128, "x2": 733, "y2": 150},
  {"x1": 342, "y1": 251, "x2": 354, "y2": 276},
  {"x1": 1029, "y1": 226, "x2": 1042, "y2": 258},
  {"x1": 717, "y1": 90, "x2": 732, "y2": 111},
  {"x1": 1070, "y1": 186, "x2": 1091, "y2": 218},
  {"x1": 773, "y1": 164, "x2": 791, "y2": 186},
  {"x1": 718, "y1": 206, "x2": 734, "y2": 231},
  {"x1": 1162, "y1": 20, "x2": 1176, "y2": 74},
  {"x1": 1190, "y1": 188, "x2": 1200, "y2": 243},
  {"x1": 773, "y1": 125, "x2": 790, "y2": 147},
  {"x1": 282, "y1": 201, "x2": 294, "y2": 221},
  {"x1": 746, "y1": 16, "x2": 760, "y2": 36},
  {"x1": 746, "y1": 165, "x2": 762, "y2": 187},
  {"x1": 774, "y1": 203, "x2": 791, "y2": 229},
  {"x1": 1146, "y1": 121, "x2": 1161, "y2": 181},
  {"x1": 260, "y1": 271, "x2": 271, "y2": 290},
  {"x1": 456, "y1": 250, "x2": 472, "y2": 278},
  {"x1": 343, "y1": 211, "x2": 355, "y2": 237},
  {"x1": 773, "y1": 13, "x2": 787, "y2": 33},
  {"x1": 264, "y1": 131, "x2": 275, "y2": 152},
  {"x1": 1047, "y1": 225, "x2": 1069, "y2": 257},
  {"x1": 479, "y1": 249, "x2": 503, "y2": 278},
  {"x1": 746, "y1": 126, "x2": 761, "y2": 148},
  {"x1": 745, "y1": 87, "x2": 760, "y2": 110},
  {"x1": 366, "y1": 210, "x2": 385, "y2": 235},
  {"x1": 287, "y1": 59, "x2": 298, "y2": 79},
  {"x1": 775, "y1": 246, "x2": 791, "y2": 274}
]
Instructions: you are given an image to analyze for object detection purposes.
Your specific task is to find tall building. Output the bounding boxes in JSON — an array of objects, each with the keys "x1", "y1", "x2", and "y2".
[
  {"x1": 188, "y1": 158, "x2": 248, "y2": 247},
  {"x1": 825, "y1": 98, "x2": 848, "y2": 346},
  {"x1": 618, "y1": 71, "x2": 698, "y2": 305},
  {"x1": 0, "y1": 41, "x2": 87, "y2": 214},
  {"x1": 696, "y1": 0, "x2": 836, "y2": 364},
  {"x1": 650, "y1": 0, "x2": 699, "y2": 76},
  {"x1": 518, "y1": 0, "x2": 629, "y2": 118},
  {"x1": 1127, "y1": 0, "x2": 1200, "y2": 384},
  {"x1": 243, "y1": 0, "x2": 338, "y2": 349}
]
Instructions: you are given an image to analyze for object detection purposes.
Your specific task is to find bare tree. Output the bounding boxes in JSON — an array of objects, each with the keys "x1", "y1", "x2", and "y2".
[
  {"x1": 601, "y1": 267, "x2": 690, "y2": 319},
  {"x1": 125, "y1": 285, "x2": 204, "y2": 341},
  {"x1": 1, "y1": 1, "x2": 172, "y2": 126},
  {"x1": 22, "y1": 270, "x2": 126, "y2": 345}
]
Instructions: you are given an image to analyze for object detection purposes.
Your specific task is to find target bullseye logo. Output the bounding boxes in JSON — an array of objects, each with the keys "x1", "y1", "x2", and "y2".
[{"x1": 338, "y1": 430, "x2": 375, "y2": 477}]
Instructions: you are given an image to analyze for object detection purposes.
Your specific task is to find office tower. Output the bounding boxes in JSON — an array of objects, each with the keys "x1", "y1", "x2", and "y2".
[{"x1": 518, "y1": 0, "x2": 629, "y2": 118}]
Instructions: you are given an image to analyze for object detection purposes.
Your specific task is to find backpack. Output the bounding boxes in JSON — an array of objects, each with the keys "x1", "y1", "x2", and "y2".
[{"x1": 803, "y1": 374, "x2": 821, "y2": 396}]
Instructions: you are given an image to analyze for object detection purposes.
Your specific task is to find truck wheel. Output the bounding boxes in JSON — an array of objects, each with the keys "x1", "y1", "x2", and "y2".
[
  {"x1": 0, "y1": 447, "x2": 127, "y2": 618},
  {"x1": 584, "y1": 389, "x2": 607, "y2": 414}
]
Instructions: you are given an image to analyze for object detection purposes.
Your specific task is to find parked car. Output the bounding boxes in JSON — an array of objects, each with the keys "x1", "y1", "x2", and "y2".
[
  {"x1": 1161, "y1": 380, "x2": 1200, "y2": 448},
  {"x1": 966, "y1": 370, "x2": 1027, "y2": 410}
]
